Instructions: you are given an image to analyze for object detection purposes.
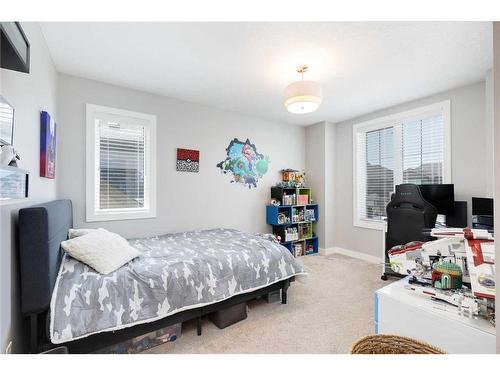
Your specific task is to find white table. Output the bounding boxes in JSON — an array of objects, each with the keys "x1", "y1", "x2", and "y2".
[{"x1": 375, "y1": 278, "x2": 496, "y2": 353}]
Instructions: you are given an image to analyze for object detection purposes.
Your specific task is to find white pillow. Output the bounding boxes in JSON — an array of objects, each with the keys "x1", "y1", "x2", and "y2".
[
  {"x1": 61, "y1": 229, "x2": 140, "y2": 274},
  {"x1": 68, "y1": 228, "x2": 101, "y2": 239}
]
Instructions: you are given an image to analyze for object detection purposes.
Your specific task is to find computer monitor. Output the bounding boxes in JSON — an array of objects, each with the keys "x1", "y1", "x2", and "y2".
[
  {"x1": 472, "y1": 197, "x2": 493, "y2": 216},
  {"x1": 445, "y1": 201, "x2": 468, "y2": 228},
  {"x1": 418, "y1": 184, "x2": 455, "y2": 215}
]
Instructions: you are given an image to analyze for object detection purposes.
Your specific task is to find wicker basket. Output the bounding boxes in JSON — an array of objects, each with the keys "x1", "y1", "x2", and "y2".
[{"x1": 350, "y1": 334, "x2": 445, "y2": 354}]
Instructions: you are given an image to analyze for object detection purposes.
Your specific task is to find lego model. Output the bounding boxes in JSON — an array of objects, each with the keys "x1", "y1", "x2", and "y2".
[
  {"x1": 278, "y1": 169, "x2": 306, "y2": 188},
  {"x1": 387, "y1": 228, "x2": 495, "y2": 325},
  {"x1": 432, "y1": 261, "x2": 462, "y2": 289},
  {"x1": 281, "y1": 169, "x2": 298, "y2": 182},
  {"x1": 405, "y1": 283, "x2": 485, "y2": 318}
]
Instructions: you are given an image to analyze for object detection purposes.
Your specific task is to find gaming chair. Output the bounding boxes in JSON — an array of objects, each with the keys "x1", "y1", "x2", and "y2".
[{"x1": 382, "y1": 184, "x2": 438, "y2": 280}]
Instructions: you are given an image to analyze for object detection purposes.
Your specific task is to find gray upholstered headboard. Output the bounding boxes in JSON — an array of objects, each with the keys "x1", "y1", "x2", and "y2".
[{"x1": 18, "y1": 200, "x2": 73, "y2": 316}]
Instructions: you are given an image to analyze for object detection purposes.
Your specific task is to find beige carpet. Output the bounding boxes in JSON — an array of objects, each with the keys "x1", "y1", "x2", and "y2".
[{"x1": 144, "y1": 253, "x2": 389, "y2": 354}]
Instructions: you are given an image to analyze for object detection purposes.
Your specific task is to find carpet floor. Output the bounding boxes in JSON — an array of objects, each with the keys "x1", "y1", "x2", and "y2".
[{"x1": 144, "y1": 253, "x2": 389, "y2": 354}]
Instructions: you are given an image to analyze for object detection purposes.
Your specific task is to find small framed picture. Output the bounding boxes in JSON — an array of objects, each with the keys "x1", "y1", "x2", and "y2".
[
  {"x1": 40, "y1": 111, "x2": 57, "y2": 179},
  {"x1": 176, "y1": 148, "x2": 199, "y2": 172},
  {"x1": 0, "y1": 95, "x2": 15, "y2": 146}
]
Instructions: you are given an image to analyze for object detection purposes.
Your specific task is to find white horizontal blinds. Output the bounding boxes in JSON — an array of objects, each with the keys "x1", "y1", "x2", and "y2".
[
  {"x1": 354, "y1": 102, "x2": 449, "y2": 227},
  {"x1": 0, "y1": 101, "x2": 14, "y2": 144},
  {"x1": 362, "y1": 126, "x2": 394, "y2": 221},
  {"x1": 402, "y1": 113, "x2": 444, "y2": 185},
  {"x1": 96, "y1": 118, "x2": 146, "y2": 211}
]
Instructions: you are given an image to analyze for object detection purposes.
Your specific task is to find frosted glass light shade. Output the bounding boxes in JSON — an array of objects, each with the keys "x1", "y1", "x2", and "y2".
[{"x1": 284, "y1": 80, "x2": 322, "y2": 114}]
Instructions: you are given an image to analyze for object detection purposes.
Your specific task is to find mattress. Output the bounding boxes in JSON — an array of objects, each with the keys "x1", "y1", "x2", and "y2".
[{"x1": 50, "y1": 228, "x2": 305, "y2": 343}]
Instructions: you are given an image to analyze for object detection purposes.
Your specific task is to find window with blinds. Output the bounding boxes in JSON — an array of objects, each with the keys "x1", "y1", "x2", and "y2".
[
  {"x1": 353, "y1": 101, "x2": 450, "y2": 229},
  {"x1": 363, "y1": 126, "x2": 394, "y2": 221},
  {"x1": 402, "y1": 114, "x2": 444, "y2": 185},
  {"x1": 97, "y1": 121, "x2": 145, "y2": 210},
  {"x1": 86, "y1": 104, "x2": 156, "y2": 222}
]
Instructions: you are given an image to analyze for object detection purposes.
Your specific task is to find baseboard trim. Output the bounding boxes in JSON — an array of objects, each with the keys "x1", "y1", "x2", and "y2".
[{"x1": 320, "y1": 246, "x2": 382, "y2": 264}]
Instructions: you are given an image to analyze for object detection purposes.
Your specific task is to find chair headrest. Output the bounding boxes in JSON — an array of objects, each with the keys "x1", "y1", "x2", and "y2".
[{"x1": 390, "y1": 184, "x2": 426, "y2": 209}]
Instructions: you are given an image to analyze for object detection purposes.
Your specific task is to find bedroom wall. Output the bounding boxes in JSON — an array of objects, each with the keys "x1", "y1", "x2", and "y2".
[
  {"x1": 332, "y1": 81, "x2": 491, "y2": 259},
  {"x1": 492, "y1": 21, "x2": 500, "y2": 354},
  {"x1": 56, "y1": 74, "x2": 305, "y2": 239},
  {"x1": 305, "y1": 121, "x2": 335, "y2": 249},
  {"x1": 0, "y1": 23, "x2": 59, "y2": 353},
  {"x1": 305, "y1": 123, "x2": 327, "y2": 248}
]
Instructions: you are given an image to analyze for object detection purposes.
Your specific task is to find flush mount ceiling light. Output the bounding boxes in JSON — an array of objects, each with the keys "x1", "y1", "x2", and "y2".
[{"x1": 284, "y1": 65, "x2": 322, "y2": 114}]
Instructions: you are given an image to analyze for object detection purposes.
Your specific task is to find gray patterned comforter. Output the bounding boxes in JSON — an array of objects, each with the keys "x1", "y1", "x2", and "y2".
[{"x1": 50, "y1": 228, "x2": 305, "y2": 343}]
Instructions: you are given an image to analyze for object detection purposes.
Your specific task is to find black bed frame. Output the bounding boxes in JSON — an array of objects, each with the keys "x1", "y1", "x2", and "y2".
[{"x1": 18, "y1": 200, "x2": 294, "y2": 354}]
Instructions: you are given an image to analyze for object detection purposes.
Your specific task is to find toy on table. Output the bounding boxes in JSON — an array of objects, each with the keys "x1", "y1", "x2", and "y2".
[
  {"x1": 387, "y1": 228, "x2": 495, "y2": 325},
  {"x1": 432, "y1": 261, "x2": 463, "y2": 289}
]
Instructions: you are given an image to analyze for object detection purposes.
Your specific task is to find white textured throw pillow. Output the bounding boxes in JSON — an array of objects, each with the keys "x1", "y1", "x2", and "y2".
[
  {"x1": 68, "y1": 228, "x2": 100, "y2": 239},
  {"x1": 61, "y1": 229, "x2": 140, "y2": 274}
]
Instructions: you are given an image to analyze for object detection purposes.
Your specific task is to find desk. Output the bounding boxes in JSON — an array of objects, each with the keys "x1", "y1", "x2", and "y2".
[{"x1": 374, "y1": 278, "x2": 496, "y2": 353}]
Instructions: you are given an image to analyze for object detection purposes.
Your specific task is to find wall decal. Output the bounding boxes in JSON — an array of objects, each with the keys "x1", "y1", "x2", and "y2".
[
  {"x1": 176, "y1": 148, "x2": 200, "y2": 172},
  {"x1": 216, "y1": 138, "x2": 270, "y2": 189},
  {"x1": 40, "y1": 111, "x2": 57, "y2": 179}
]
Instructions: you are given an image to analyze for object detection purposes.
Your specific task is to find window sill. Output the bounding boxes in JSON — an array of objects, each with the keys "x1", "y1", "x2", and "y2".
[
  {"x1": 86, "y1": 209, "x2": 156, "y2": 222},
  {"x1": 353, "y1": 219, "x2": 385, "y2": 231}
]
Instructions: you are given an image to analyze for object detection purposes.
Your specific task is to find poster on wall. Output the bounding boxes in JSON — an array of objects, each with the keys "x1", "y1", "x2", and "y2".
[
  {"x1": 216, "y1": 138, "x2": 269, "y2": 189},
  {"x1": 40, "y1": 111, "x2": 57, "y2": 179},
  {"x1": 176, "y1": 148, "x2": 200, "y2": 172}
]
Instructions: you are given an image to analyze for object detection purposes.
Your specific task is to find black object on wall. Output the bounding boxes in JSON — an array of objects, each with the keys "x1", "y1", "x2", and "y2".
[{"x1": 0, "y1": 22, "x2": 30, "y2": 74}]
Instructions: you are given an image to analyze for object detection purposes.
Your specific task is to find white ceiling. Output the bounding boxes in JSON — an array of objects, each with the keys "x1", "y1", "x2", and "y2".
[{"x1": 40, "y1": 22, "x2": 492, "y2": 126}]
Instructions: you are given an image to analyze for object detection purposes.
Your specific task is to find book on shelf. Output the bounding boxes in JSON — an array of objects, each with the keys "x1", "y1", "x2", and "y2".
[{"x1": 282, "y1": 193, "x2": 296, "y2": 206}]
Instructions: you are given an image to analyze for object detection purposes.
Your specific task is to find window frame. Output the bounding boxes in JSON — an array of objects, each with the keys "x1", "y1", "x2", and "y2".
[
  {"x1": 85, "y1": 104, "x2": 157, "y2": 222},
  {"x1": 352, "y1": 100, "x2": 451, "y2": 231}
]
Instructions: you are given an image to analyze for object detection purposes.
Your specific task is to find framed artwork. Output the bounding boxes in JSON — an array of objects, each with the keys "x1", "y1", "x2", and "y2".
[
  {"x1": 176, "y1": 148, "x2": 200, "y2": 172},
  {"x1": 40, "y1": 111, "x2": 57, "y2": 179},
  {"x1": 216, "y1": 138, "x2": 270, "y2": 189},
  {"x1": 0, "y1": 95, "x2": 14, "y2": 146}
]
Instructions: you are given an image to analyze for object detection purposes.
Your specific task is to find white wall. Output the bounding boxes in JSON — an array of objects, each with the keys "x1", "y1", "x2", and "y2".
[
  {"x1": 485, "y1": 70, "x2": 494, "y2": 198},
  {"x1": 0, "y1": 23, "x2": 58, "y2": 353},
  {"x1": 492, "y1": 21, "x2": 500, "y2": 354},
  {"x1": 305, "y1": 81, "x2": 491, "y2": 259},
  {"x1": 305, "y1": 122, "x2": 335, "y2": 249},
  {"x1": 324, "y1": 123, "x2": 335, "y2": 249},
  {"x1": 56, "y1": 74, "x2": 305, "y2": 239},
  {"x1": 305, "y1": 123, "x2": 327, "y2": 248}
]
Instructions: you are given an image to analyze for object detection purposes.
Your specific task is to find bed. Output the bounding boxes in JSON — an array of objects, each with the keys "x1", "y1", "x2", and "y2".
[{"x1": 18, "y1": 200, "x2": 304, "y2": 353}]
